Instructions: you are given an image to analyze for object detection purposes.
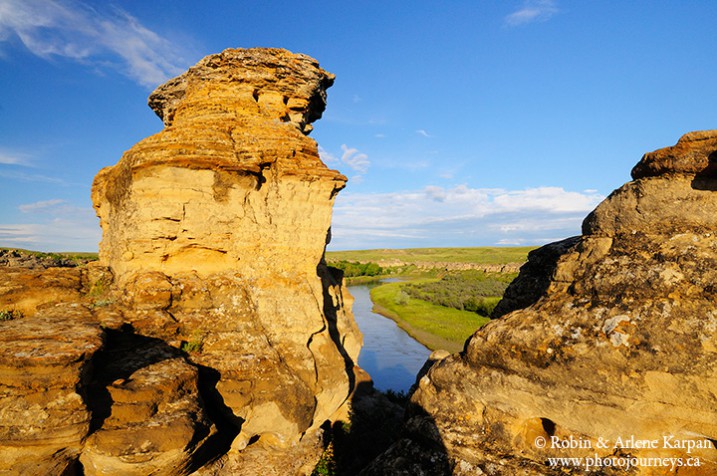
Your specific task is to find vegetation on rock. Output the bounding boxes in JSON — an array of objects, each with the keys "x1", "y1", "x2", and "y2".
[{"x1": 0, "y1": 309, "x2": 22, "y2": 321}]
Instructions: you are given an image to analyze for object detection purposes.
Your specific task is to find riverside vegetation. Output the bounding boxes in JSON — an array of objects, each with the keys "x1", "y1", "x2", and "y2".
[{"x1": 326, "y1": 247, "x2": 530, "y2": 353}]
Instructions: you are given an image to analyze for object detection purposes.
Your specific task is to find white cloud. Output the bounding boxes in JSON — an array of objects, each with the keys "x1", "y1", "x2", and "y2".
[
  {"x1": 340, "y1": 144, "x2": 370, "y2": 174},
  {"x1": 318, "y1": 146, "x2": 339, "y2": 165},
  {"x1": 0, "y1": 169, "x2": 69, "y2": 185},
  {"x1": 0, "y1": 204, "x2": 100, "y2": 251},
  {"x1": 505, "y1": 0, "x2": 559, "y2": 27},
  {"x1": 0, "y1": 149, "x2": 32, "y2": 166},
  {"x1": 328, "y1": 185, "x2": 604, "y2": 250},
  {"x1": 319, "y1": 144, "x2": 371, "y2": 181},
  {"x1": 416, "y1": 129, "x2": 432, "y2": 138},
  {"x1": 0, "y1": 0, "x2": 188, "y2": 88},
  {"x1": 19, "y1": 198, "x2": 65, "y2": 213}
]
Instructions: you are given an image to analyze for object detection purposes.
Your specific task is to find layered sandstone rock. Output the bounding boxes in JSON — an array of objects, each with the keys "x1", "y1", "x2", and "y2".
[
  {"x1": 0, "y1": 305, "x2": 103, "y2": 475},
  {"x1": 80, "y1": 331, "x2": 214, "y2": 476},
  {"x1": 92, "y1": 47, "x2": 342, "y2": 280},
  {"x1": 0, "y1": 47, "x2": 359, "y2": 475},
  {"x1": 370, "y1": 131, "x2": 717, "y2": 475},
  {"x1": 90, "y1": 48, "x2": 360, "y2": 472},
  {"x1": 0, "y1": 266, "x2": 84, "y2": 316}
]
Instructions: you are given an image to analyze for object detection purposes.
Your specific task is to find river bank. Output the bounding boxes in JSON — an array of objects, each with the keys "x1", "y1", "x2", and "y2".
[
  {"x1": 350, "y1": 284, "x2": 430, "y2": 392},
  {"x1": 368, "y1": 281, "x2": 490, "y2": 353}
]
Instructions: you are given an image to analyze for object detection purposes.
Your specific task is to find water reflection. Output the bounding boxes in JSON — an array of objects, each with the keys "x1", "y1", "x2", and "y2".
[{"x1": 349, "y1": 284, "x2": 431, "y2": 393}]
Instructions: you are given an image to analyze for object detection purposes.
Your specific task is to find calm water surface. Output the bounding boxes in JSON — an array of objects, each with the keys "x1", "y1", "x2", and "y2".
[{"x1": 349, "y1": 284, "x2": 431, "y2": 393}]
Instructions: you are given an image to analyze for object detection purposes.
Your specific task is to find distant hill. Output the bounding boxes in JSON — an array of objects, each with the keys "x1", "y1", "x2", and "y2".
[{"x1": 325, "y1": 246, "x2": 534, "y2": 271}]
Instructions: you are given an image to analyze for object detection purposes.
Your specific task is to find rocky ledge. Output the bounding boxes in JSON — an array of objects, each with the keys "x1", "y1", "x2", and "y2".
[
  {"x1": 0, "y1": 48, "x2": 361, "y2": 475},
  {"x1": 368, "y1": 130, "x2": 717, "y2": 475}
]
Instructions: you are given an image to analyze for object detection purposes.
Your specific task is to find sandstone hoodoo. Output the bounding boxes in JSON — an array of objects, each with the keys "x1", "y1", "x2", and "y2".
[
  {"x1": 368, "y1": 131, "x2": 717, "y2": 475},
  {"x1": 0, "y1": 48, "x2": 361, "y2": 475}
]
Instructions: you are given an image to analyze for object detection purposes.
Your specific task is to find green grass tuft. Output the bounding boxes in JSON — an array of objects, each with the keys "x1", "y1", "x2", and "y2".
[{"x1": 0, "y1": 309, "x2": 23, "y2": 321}]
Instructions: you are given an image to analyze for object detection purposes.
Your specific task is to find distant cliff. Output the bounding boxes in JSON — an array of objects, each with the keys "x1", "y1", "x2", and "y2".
[
  {"x1": 367, "y1": 131, "x2": 717, "y2": 475},
  {"x1": 0, "y1": 48, "x2": 361, "y2": 476}
]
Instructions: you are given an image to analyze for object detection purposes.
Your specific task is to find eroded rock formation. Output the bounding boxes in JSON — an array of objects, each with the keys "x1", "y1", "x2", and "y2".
[
  {"x1": 0, "y1": 48, "x2": 360, "y2": 475},
  {"x1": 369, "y1": 131, "x2": 717, "y2": 475}
]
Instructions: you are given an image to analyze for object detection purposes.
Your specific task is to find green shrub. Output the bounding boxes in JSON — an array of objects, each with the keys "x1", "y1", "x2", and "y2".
[
  {"x1": 181, "y1": 330, "x2": 205, "y2": 354},
  {"x1": 395, "y1": 290, "x2": 409, "y2": 306},
  {"x1": 327, "y1": 260, "x2": 385, "y2": 277},
  {"x1": 311, "y1": 443, "x2": 337, "y2": 476},
  {"x1": 404, "y1": 270, "x2": 510, "y2": 316},
  {"x1": 0, "y1": 309, "x2": 23, "y2": 321}
]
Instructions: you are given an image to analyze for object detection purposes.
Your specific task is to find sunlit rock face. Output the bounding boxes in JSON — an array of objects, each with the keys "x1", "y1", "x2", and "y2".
[
  {"x1": 0, "y1": 48, "x2": 361, "y2": 476},
  {"x1": 89, "y1": 47, "x2": 362, "y2": 473},
  {"x1": 367, "y1": 131, "x2": 717, "y2": 475},
  {"x1": 93, "y1": 47, "x2": 344, "y2": 280}
]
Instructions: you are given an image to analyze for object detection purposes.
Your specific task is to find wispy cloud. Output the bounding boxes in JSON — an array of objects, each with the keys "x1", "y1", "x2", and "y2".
[
  {"x1": 340, "y1": 145, "x2": 370, "y2": 174},
  {"x1": 0, "y1": 0, "x2": 188, "y2": 88},
  {"x1": 0, "y1": 148, "x2": 32, "y2": 166},
  {"x1": 318, "y1": 146, "x2": 339, "y2": 165},
  {"x1": 0, "y1": 202, "x2": 100, "y2": 251},
  {"x1": 505, "y1": 0, "x2": 559, "y2": 27},
  {"x1": 319, "y1": 144, "x2": 371, "y2": 181},
  {"x1": 0, "y1": 169, "x2": 69, "y2": 185},
  {"x1": 416, "y1": 129, "x2": 432, "y2": 138},
  {"x1": 18, "y1": 198, "x2": 66, "y2": 213},
  {"x1": 328, "y1": 185, "x2": 603, "y2": 250}
]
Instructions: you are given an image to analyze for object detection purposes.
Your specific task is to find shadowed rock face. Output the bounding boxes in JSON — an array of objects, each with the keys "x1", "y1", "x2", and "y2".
[
  {"x1": 370, "y1": 130, "x2": 717, "y2": 475},
  {"x1": 0, "y1": 48, "x2": 361, "y2": 475}
]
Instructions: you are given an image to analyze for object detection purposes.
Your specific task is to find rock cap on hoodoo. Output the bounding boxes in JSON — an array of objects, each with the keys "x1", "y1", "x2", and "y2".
[
  {"x1": 148, "y1": 47, "x2": 335, "y2": 132},
  {"x1": 631, "y1": 129, "x2": 717, "y2": 179}
]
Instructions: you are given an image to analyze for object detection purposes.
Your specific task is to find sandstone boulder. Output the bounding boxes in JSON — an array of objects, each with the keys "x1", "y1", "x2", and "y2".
[
  {"x1": 78, "y1": 326, "x2": 213, "y2": 476},
  {"x1": 0, "y1": 305, "x2": 102, "y2": 475},
  {"x1": 375, "y1": 130, "x2": 717, "y2": 475},
  {"x1": 0, "y1": 266, "x2": 84, "y2": 316}
]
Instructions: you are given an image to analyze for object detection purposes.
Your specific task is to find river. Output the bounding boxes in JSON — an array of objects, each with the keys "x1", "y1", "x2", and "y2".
[{"x1": 349, "y1": 284, "x2": 431, "y2": 393}]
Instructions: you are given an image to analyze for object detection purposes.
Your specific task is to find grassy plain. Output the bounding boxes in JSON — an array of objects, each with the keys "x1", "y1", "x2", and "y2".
[
  {"x1": 0, "y1": 248, "x2": 99, "y2": 261},
  {"x1": 326, "y1": 246, "x2": 533, "y2": 265}
]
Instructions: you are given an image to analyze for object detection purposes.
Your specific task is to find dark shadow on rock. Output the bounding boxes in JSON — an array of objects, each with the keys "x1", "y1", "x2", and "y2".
[
  {"x1": 357, "y1": 400, "x2": 450, "y2": 476},
  {"x1": 691, "y1": 154, "x2": 717, "y2": 190},
  {"x1": 317, "y1": 262, "x2": 356, "y2": 394},
  {"x1": 83, "y1": 323, "x2": 242, "y2": 473},
  {"x1": 188, "y1": 365, "x2": 243, "y2": 472},
  {"x1": 491, "y1": 236, "x2": 581, "y2": 319},
  {"x1": 316, "y1": 380, "x2": 411, "y2": 476},
  {"x1": 84, "y1": 324, "x2": 182, "y2": 433}
]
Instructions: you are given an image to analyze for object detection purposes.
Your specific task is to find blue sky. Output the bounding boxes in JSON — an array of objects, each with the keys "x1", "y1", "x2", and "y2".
[{"x1": 1, "y1": 1, "x2": 715, "y2": 252}]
